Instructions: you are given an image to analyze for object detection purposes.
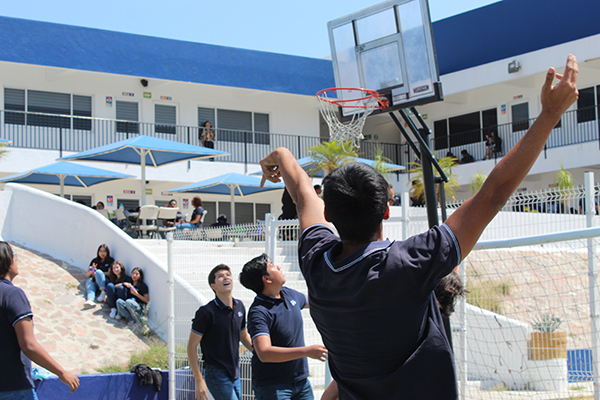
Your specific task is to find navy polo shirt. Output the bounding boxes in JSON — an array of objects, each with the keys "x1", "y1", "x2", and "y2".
[
  {"x1": 247, "y1": 286, "x2": 308, "y2": 387},
  {"x1": 0, "y1": 278, "x2": 35, "y2": 391},
  {"x1": 191, "y1": 297, "x2": 246, "y2": 380},
  {"x1": 299, "y1": 223, "x2": 461, "y2": 400}
]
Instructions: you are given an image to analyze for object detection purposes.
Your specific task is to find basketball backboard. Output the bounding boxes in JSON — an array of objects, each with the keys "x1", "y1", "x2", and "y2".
[{"x1": 327, "y1": 0, "x2": 442, "y2": 117}]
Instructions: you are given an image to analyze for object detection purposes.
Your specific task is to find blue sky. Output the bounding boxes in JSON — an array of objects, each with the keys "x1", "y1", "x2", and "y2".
[{"x1": 0, "y1": 0, "x2": 500, "y2": 59}]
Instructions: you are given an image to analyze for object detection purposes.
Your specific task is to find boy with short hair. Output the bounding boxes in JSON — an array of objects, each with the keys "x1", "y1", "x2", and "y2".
[
  {"x1": 187, "y1": 264, "x2": 253, "y2": 400},
  {"x1": 258, "y1": 55, "x2": 579, "y2": 399},
  {"x1": 239, "y1": 254, "x2": 327, "y2": 400}
]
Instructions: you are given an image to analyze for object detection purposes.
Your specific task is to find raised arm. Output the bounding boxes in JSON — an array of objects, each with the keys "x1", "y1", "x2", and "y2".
[
  {"x1": 446, "y1": 55, "x2": 579, "y2": 259},
  {"x1": 260, "y1": 147, "x2": 327, "y2": 231}
]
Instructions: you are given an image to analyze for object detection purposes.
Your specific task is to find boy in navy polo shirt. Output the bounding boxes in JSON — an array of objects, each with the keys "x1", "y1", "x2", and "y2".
[
  {"x1": 0, "y1": 242, "x2": 79, "y2": 398},
  {"x1": 187, "y1": 264, "x2": 253, "y2": 400},
  {"x1": 258, "y1": 55, "x2": 579, "y2": 399},
  {"x1": 239, "y1": 254, "x2": 328, "y2": 400}
]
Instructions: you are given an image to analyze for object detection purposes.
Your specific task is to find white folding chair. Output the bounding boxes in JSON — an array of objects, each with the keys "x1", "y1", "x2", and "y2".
[
  {"x1": 199, "y1": 210, "x2": 208, "y2": 227},
  {"x1": 97, "y1": 209, "x2": 110, "y2": 219},
  {"x1": 157, "y1": 207, "x2": 179, "y2": 237},
  {"x1": 133, "y1": 205, "x2": 159, "y2": 238},
  {"x1": 114, "y1": 209, "x2": 133, "y2": 231}
]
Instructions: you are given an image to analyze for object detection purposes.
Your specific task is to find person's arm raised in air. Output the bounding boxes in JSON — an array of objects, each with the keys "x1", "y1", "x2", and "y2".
[
  {"x1": 260, "y1": 148, "x2": 327, "y2": 232},
  {"x1": 446, "y1": 55, "x2": 579, "y2": 259}
]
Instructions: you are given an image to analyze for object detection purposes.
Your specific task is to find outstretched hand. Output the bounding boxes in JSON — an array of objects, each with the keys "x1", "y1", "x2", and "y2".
[{"x1": 540, "y1": 54, "x2": 579, "y2": 118}]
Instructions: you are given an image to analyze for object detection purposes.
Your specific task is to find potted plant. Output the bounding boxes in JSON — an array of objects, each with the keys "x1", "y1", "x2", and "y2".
[{"x1": 529, "y1": 314, "x2": 567, "y2": 360}]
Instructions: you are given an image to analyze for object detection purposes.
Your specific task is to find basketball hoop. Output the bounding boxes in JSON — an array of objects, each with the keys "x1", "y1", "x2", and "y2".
[{"x1": 317, "y1": 87, "x2": 389, "y2": 151}]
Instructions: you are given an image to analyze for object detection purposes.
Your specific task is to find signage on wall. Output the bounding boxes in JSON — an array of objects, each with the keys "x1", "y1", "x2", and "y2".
[
  {"x1": 183, "y1": 199, "x2": 189, "y2": 209},
  {"x1": 106, "y1": 96, "x2": 113, "y2": 107},
  {"x1": 513, "y1": 94, "x2": 523, "y2": 100},
  {"x1": 143, "y1": 92, "x2": 152, "y2": 99},
  {"x1": 107, "y1": 195, "x2": 114, "y2": 207},
  {"x1": 501, "y1": 104, "x2": 506, "y2": 115},
  {"x1": 146, "y1": 188, "x2": 152, "y2": 195},
  {"x1": 123, "y1": 189, "x2": 136, "y2": 194},
  {"x1": 160, "y1": 96, "x2": 172, "y2": 101},
  {"x1": 122, "y1": 92, "x2": 135, "y2": 97},
  {"x1": 161, "y1": 192, "x2": 174, "y2": 196}
]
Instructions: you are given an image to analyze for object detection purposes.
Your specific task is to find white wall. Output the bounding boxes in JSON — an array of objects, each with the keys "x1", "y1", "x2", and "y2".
[
  {"x1": 0, "y1": 61, "x2": 320, "y2": 137},
  {"x1": 0, "y1": 182, "x2": 209, "y2": 337}
]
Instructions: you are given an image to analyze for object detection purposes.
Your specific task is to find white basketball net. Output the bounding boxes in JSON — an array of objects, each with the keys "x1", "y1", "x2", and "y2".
[{"x1": 317, "y1": 88, "x2": 383, "y2": 151}]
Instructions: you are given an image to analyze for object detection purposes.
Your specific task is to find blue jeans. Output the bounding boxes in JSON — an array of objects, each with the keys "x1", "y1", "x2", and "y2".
[
  {"x1": 85, "y1": 270, "x2": 107, "y2": 301},
  {"x1": 253, "y1": 378, "x2": 313, "y2": 400},
  {"x1": 105, "y1": 283, "x2": 128, "y2": 308},
  {"x1": 205, "y1": 365, "x2": 241, "y2": 400},
  {"x1": 177, "y1": 222, "x2": 199, "y2": 230},
  {"x1": 116, "y1": 298, "x2": 142, "y2": 323},
  {"x1": 0, "y1": 389, "x2": 39, "y2": 400}
]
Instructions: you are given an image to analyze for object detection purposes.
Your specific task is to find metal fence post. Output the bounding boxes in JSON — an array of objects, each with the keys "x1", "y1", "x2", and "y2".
[
  {"x1": 167, "y1": 232, "x2": 176, "y2": 400},
  {"x1": 265, "y1": 213, "x2": 276, "y2": 261},
  {"x1": 459, "y1": 260, "x2": 467, "y2": 400},
  {"x1": 585, "y1": 172, "x2": 600, "y2": 400},
  {"x1": 402, "y1": 192, "x2": 410, "y2": 240}
]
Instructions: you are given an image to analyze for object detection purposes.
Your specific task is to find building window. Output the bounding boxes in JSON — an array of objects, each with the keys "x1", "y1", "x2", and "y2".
[
  {"x1": 116, "y1": 101, "x2": 139, "y2": 134},
  {"x1": 4, "y1": 88, "x2": 25, "y2": 125},
  {"x1": 433, "y1": 119, "x2": 448, "y2": 150},
  {"x1": 155, "y1": 104, "x2": 176, "y2": 134},
  {"x1": 449, "y1": 111, "x2": 480, "y2": 147},
  {"x1": 577, "y1": 87, "x2": 596, "y2": 123},
  {"x1": 512, "y1": 102, "x2": 529, "y2": 132},
  {"x1": 73, "y1": 95, "x2": 92, "y2": 131},
  {"x1": 254, "y1": 113, "x2": 270, "y2": 145},
  {"x1": 4, "y1": 88, "x2": 91, "y2": 130}
]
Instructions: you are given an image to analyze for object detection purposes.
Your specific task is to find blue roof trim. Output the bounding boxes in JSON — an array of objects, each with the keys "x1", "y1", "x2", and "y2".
[
  {"x1": 1, "y1": 0, "x2": 598, "y2": 89},
  {"x1": 0, "y1": 16, "x2": 335, "y2": 96},
  {"x1": 433, "y1": 0, "x2": 600, "y2": 75}
]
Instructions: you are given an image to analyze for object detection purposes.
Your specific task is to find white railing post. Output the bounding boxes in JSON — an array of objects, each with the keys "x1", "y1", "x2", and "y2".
[
  {"x1": 265, "y1": 213, "x2": 276, "y2": 261},
  {"x1": 167, "y1": 232, "x2": 176, "y2": 400},
  {"x1": 402, "y1": 192, "x2": 410, "y2": 240},
  {"x1": 585, "y1": 172, "x2": 600, "y2": 400},
  {"x1": 459, "y1": 260, "x2": 467, "y2": 400}
]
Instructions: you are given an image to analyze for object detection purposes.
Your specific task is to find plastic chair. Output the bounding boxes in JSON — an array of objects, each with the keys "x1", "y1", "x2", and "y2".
[
  {"x1": 157, "y1": 207, "x2": 179, "y2": 237},
  {"x1": 114, "y1": 209, "x2": 133, "y2": 231},
  {"x1": 133, "y1": 205, "x2": 159, "y2": 238},
  {"x1": 97, "y1": 209, "x2": 110, "y2": 219}
]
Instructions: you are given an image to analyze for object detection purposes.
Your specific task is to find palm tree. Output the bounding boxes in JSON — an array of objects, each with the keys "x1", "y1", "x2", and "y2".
[
  {"x1": 470, "y1": 173, "x2": 488, "y2": 196},
  {"x1": 306, "y1": 141, "x2": 357, "y2": 177},
  {"x1": 369, "y1": 146, "x2": 394, "y2": 180},
  {"x1": 553, "y1": 163, "x2": 574, "y2": 190},
  {"x1": 409, "y1": 156, "x2": 459, "y2": 203}
]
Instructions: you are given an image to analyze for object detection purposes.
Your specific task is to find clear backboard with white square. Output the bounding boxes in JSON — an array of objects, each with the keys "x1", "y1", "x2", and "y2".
[{"x1": 327, "y1": 0, "x2": 442, "y2": 117}]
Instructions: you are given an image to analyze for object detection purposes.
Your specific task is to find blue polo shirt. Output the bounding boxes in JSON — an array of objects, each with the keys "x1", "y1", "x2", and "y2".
[
  {"x1": 299, "y1": 223, "x2": 461, "y2": 400},
  {"x1": 247, "y1": 287, "x2": 308, "y2": 387},
  {"x1": 191, "y1": 297, "x2": 246, "y2": 380},
  {"x1": 0, "y1": 278, "x2": 35, "y2": 391}
]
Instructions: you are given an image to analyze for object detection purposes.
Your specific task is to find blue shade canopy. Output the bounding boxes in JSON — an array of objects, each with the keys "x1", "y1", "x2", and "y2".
[
  {"x1": 0, "y1": 162, "x2": 135, "y2": 197},
  {"x1": 166, "y1": 173, "x2": 284, "y2": 196},
  {"x1": 58, "y1": 135, "x2": 229, "y2": 205},
  {"x1": 0, "y1": 139, "x2": 10, "y2": 143},
  {"x1": 251, "y1": 156, "x2": 405, "y2": 178},
  {"x1": 166, "y1": 173, "x2": 284, "y2": 225},
  {"x1": 58, "y1": 135, "x2": 228, "y2": 166}
]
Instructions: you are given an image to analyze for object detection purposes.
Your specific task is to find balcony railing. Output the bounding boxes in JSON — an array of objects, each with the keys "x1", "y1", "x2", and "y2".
[
  {"x1": 432, "y1": 106, "x2": 600, "y2": 163},
  {"x1": 2, "y1": 106, "x2": 598, "y2": 171}
]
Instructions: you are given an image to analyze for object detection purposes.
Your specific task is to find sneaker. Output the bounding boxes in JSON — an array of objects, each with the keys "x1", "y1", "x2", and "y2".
[
  {"x1": 96, "y1": 292, "x2": 106, "y2": 302},
  {"x1": 115, "y1": 313, "x2": 123, "y2": 320},
  {"x1": 127, "y1": 320, "x2": 135, "y2": 325},
  {"x1": 83, "y1": 300, "x2": 96, "y2": 309},
  {"x1": 109, "y1": 308, "x2": 117, "y2": 319}
]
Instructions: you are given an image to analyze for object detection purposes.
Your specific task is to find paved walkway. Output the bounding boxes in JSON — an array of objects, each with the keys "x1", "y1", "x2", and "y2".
[{"x1": 11, "y1": 243, "x2": 152, "y2": 374}]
